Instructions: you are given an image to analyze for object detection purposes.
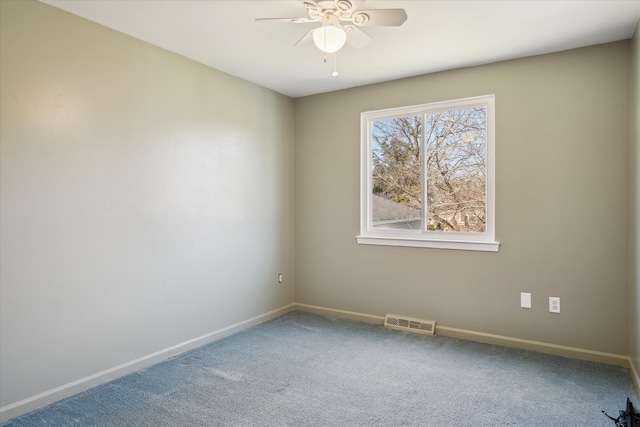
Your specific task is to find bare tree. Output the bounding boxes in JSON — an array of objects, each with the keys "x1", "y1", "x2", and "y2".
[
  {"x1": 371, "y1": 107, "x2": 487, "y2": 232},
  {"x1": 372, "y1": 116, "x2": 422, "y2": 211}
]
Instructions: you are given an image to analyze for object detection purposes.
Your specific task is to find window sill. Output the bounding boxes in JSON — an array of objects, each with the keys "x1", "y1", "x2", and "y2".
[{"x1": 356, "y1": 235, "x2": 500, "y2": 252}]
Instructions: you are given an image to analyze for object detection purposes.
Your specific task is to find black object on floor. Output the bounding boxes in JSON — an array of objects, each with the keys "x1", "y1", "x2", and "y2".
[{"x1": 603, "y1": 398, "x2": 640, "y2": 427}]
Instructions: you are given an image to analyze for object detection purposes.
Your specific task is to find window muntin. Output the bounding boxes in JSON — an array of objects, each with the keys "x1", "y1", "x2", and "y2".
[{"x1": 359, "y1": 95, "x2": 498, "y2": 251}]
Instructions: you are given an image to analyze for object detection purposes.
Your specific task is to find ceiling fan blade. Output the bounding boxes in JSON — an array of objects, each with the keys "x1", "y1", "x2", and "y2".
[
  {"x1": 344, "y1": 25, "x2": 371, "y2": 49},
  {"x1": 351, "y1": 9, "x2": 407, "y2": 26},
  {"x1": 294, "y1": 29, "x2": 314, "y2": 46},
  {"x1": 255, "y1": 17, "x2": 316, "y2": 24}
]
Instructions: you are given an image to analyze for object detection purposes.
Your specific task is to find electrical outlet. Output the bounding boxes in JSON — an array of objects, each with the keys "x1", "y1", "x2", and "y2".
[
  {"x1": 278, "y1": 273, "x2": 283, "y2": 283},
  {"x1": 549, "y1": 297, "x2": 560, "y2": 313}
]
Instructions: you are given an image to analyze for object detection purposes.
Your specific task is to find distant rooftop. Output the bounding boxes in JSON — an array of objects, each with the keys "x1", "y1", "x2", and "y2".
[{"x1": 372, "y1": 195, "x2": 420, "y2": 222}]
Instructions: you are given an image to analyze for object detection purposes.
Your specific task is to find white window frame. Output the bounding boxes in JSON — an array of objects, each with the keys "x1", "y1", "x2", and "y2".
[{"x1": 357, "y1": 95, "x2": 499, "y2": 252}]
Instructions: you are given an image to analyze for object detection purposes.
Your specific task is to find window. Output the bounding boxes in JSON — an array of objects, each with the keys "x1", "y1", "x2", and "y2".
[{"x1": 358, "y1": 95, "x2": 499, "y2": 251}]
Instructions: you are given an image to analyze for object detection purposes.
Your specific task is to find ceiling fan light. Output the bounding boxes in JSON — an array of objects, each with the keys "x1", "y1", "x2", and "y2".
[{"x1": 312, "y1": 25, "x2": 347, "y2": 53}]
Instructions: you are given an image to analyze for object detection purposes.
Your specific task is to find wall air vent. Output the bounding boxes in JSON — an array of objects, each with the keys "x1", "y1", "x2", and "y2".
[{"x1": 384, "y1": 314, "x2": 436, "y2": 335}]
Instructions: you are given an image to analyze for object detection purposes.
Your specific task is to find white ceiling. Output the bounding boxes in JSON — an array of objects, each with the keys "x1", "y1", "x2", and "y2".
[{"x1": 42, "y1": 0, "x2": 640, "y2": 98}]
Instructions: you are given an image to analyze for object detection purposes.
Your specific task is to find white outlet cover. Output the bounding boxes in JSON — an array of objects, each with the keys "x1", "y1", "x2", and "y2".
[
  {"x1": 520, "y1": 292, "x2": 531, "y2": 309},
  {"x1": 549, "y1": 297, "x2": 560, "y2": 313}
]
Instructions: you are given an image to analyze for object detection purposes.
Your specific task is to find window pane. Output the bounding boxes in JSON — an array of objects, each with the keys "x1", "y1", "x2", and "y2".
[
  {"x1": 424, "y1": 108, "x2": 486, "y2": 232},
  {"x1": 370, "y1": 116, "x2": 422, "y2": 230}
]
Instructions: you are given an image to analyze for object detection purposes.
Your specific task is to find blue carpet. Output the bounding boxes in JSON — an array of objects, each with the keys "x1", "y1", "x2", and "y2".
[{"x1": 2, "y1": 311, "x2": 638, "y2": 426}]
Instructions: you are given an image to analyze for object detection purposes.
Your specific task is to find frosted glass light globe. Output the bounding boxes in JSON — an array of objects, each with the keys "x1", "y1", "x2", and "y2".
[{"x1": 312, "y1": 26, "x2": 347, "y2": 53}]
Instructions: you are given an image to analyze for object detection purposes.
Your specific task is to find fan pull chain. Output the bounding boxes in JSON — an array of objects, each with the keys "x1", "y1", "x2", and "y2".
[{"x1": 332, "y1": 52, "x2": 339, "y2": 77}]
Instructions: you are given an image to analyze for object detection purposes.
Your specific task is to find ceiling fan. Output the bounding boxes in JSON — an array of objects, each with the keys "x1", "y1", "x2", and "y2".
[{"x1": 255, "y1": 0, "x2": 407, "y2": 55}]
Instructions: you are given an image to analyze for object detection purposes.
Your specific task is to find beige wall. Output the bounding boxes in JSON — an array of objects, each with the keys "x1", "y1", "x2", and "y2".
[
  {"x1": 0, "y1": 0, "x2": 295, "y2": 413},
  {"x1": 1, "y1": 0, "x2": 637, "y2": 419},
  {"x1": 295, "y1": 41, "x2": 631, "y2": 355},
  {"x1": 631, "y1": 22, "x2": 640, "y2": 382}
]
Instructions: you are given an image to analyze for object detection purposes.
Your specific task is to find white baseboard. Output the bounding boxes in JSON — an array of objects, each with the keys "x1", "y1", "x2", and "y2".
[
  {"x1": 3, "y1": 302, "x2": 635, "y2": 422},
  {"x1": 294, "y1": 303, "x2": 630, "y2": 368},
  {"x1": 630, "y1": 357, "x2": 640, "y2": 396},
  {"x1": 294, "y1": 303, "x2": 386, "y2": 324},
  {"x1": 435, "y1": 325, "x2": 629, "y2": 367},
  {"x1": 0, "y1": 303, "x2": 296, "y2": 422}
]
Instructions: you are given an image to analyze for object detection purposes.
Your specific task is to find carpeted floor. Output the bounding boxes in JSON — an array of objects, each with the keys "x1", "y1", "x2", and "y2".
[{"x1": 2, "y1": 311, "x2": 638, "y2": 426}]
